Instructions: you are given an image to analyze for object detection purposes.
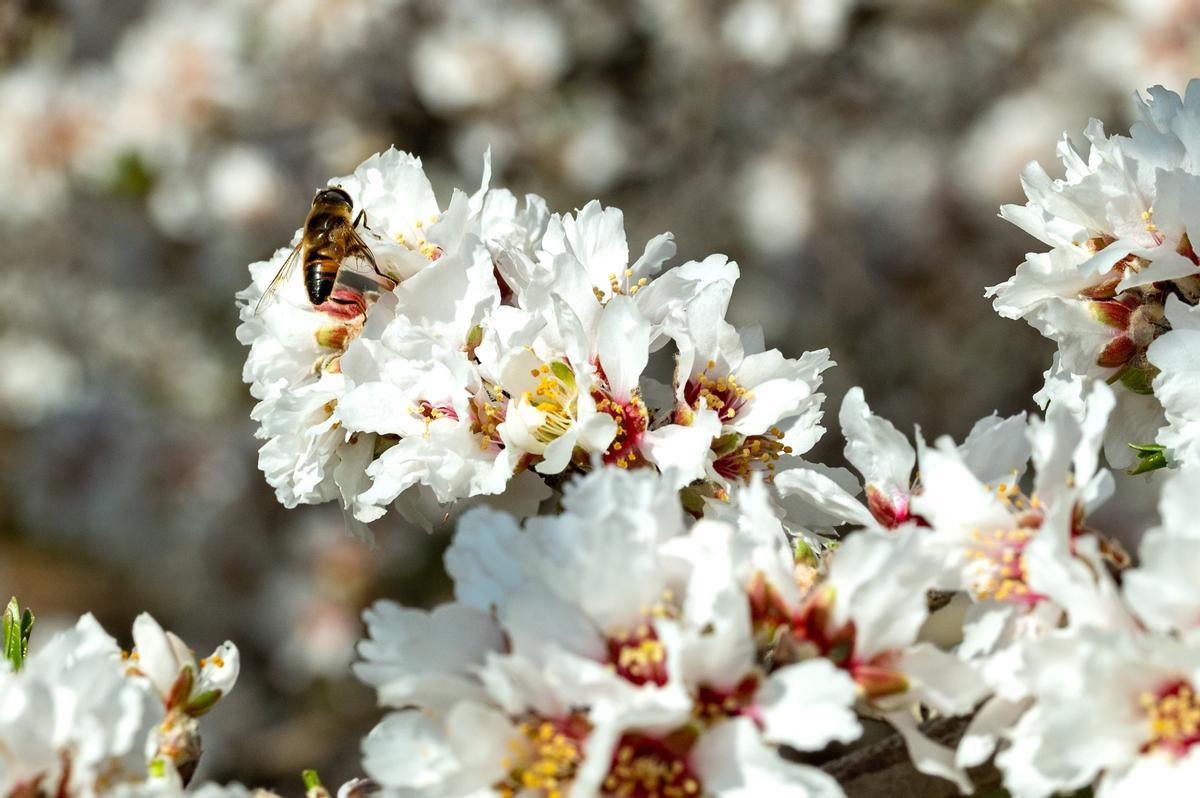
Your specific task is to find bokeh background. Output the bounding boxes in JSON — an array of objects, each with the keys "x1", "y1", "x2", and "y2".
[{"x1": 0, "y1": 0, "x2": 1196, "y2": 790}]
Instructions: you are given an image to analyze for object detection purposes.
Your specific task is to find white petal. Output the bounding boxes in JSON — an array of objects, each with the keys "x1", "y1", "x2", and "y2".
[
  {"x1": 693, "y1": 717, "x2": 845, "y2": 798},
  {"x1": 840, "y1": 387, "x2": 915, "y2": 492},
  {"x1": 884, "y1": 708, "x2": 974, "y2": 794},
  {"x1": 896, "y1": 643, "x2": 988, "y2": 716},
  {"x1": 196, "y1": 641, "x2": 239, "y2": 698},
  {"x1": 596, "y1": 296, "x2": 650, "y2": 398},
  {"x1": 354, "y1": 602, "x2": 504, "y2": 711},
  {"x1": 641, "y1": 412, "x2": 722, "y2": 488},
  {"x1": 772, "y1": 463, "x2": 875, "y2": 528},
  {"x1": 758, "y1": 659, "x2": 862, "y2": 751},
  {"x1": 444, "y1": 506, "x2": 530, "y2": 614},
  {"x1": 131, "y1": 613, "x2": 184, "y2": 699}
]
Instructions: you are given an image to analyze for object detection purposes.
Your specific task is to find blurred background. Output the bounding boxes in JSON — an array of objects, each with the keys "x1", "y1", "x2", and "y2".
[{"x1": 0, "y1": 0, "x2": 1196, "y2": 790}]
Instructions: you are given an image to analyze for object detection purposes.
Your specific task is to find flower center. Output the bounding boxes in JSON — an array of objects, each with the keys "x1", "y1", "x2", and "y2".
[
  {"x1": 594, "y1": 390, "x2": 648, "y2": 469},
  {"x1": 606, "y1": 591, "x2": 677, "y2": 686},
  {"x1": 683, "y1": 361, "x2": 754, "y2": 422},
  {"x1": 966, "y1": 526, "x2": 1043, "y2": 605},
  {"x1": 522, "y1": 362, "x2": 577, "y2": 444},
  {"x1": 602, "y1": 734, "x2": 701, "y2": 798},
  {"x1": 746, "y1": 571, "x2": 794, "y2": 644},
  {"x1": 711, "y1": 427, "x2": 791, "y2": 482},
  {"x1": 606, "y1": 625, "x2": 668, "y2": 686},
  {"x1": 410, "y1": 400, "x2": 458, "y2": 437},
  {"x1": 497, "y1": 717, "x2": 588, "y2": 798},
  {"x1": 394, "y1": 214, "x2": 444, "y2": 260},
  {"x1": 694, "y1": 675, "x2": 760, "y2": 725},
  {"x1": 1142, "y1": 681, "x2": 1200, "y2": 756},
  {"x1": 313, "y1": 292, "x2": 369, "y2": 372},
  {"x1": 470, "y1": 385, "x2": 507, "y2": 452},
  {"x1": 592, "y1": 269, "x2": 650, "y2": 303}
]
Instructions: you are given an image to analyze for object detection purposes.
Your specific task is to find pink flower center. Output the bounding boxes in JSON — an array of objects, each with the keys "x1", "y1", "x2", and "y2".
[
  {"x1": 470, "y1": 388, "x2": 507, "y2": 452},
  {"x1": 594, "y1": 390, "x2": 648, "y2": 469},
  {"x1": 694, "y1": 675, "x2": 761, "y2": 725},
  {"x1": 711, "y1": 427, "x2": 792, "y2": 483},
  {"x1": 413, "y1": 400, "x2": 458, "y2": 423},
  {"x1": 682, "y1": 361, "x2": 752, "y2": 423},
  {"x1": 966, "y1": 526, "x2": 1045, "y2": 606},
  {"x1": 602, "y1": 733, "x2": 702, "y2": 798},
  {"x1": 1142, "y1": 680, "x2": 1200, "y2": 757},
  {"x1": 496, "y1": 715, "x2": 589, "y2": 798},
  {"x1": 606, "y1": 623, "x2": 669, "y2": 687}
]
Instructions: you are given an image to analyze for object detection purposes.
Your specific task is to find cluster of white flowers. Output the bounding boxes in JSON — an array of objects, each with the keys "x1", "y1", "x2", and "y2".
[
  {"x1": 350, "y1": 373, "x2": 1200, "y2": 797},
  {"x1": 974, "y1": 463, "x2": 1200, "y2": 797},
  {"x1": 0, "y1": 608, "x2": 240, "y2": 797},
  {"x1": 237, "y1": 149, "x2": 831, "y2": 539},
  {"x1": 988, "y1": 79, "x2": 1200, "y2": 471},
  {"x1": 233, "y1": 82, "x2": 1200, "y2": 795},
  {"x1": 21, "y1": 76, "x2": 1200, "y2": 797}
]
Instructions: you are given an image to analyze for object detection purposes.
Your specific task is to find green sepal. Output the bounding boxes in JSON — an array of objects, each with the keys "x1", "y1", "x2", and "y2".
[
  {"x1": 183, "y1": 689, "x2": 223, "y2": 717},
  {"x1": 3, "y1": 598, "x2": 34, "y2": 672},
  {"x1": 793, "y1": 538, "x2": 817, "y2": 567},
  {"x1": 710, "y1": 433, "x2": 741, "y2": 457},
  {"x1": 165, "y1": 666, "x2": 195, "y2": 711},
  {"x1": 1116, "y1": 363, "x2": 1158, "y2": 395},
  {"x1": 1127, "y1": 443, "x2": 1169, "y2": 475},
  {"x1": 679, "y1": 486, "x2": 707, "y2": 518},
  {"x1": 463, "y1": 325, "x2": 484, "y2": 361},
  {"x1": 302, "y1": 770, "x2": 324, "y2": 791}
]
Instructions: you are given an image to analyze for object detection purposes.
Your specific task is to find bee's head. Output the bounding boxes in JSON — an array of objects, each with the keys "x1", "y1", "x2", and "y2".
[{"x1": 314, "y1": 186, "x2": 354, "y2": 211}]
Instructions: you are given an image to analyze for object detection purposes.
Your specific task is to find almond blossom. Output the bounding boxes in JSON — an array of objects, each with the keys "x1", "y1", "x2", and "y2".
[
  {"x1": 356, "y1": 467, "x2": 859, "y2": 797},
  {"x1": 238, "y1": 149, "x2": 833, "y2": 534},
  {"x1": 0, "y1": 612, "x2": 238, "y2": 797},
  {"x1": 776, "y1": 386, "x2": 1029, "y2": 532},
  {"x1": 981, "y1": 466, "x2": 1200, "y2": 796},
  {"x1": 988, "y1": 81, "x2": 1200, "y2": 467}
]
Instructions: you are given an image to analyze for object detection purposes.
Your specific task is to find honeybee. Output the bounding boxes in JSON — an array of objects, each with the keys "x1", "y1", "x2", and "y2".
[{"x1": 255, "y1": 187, "x2": 392, "y2": 314}]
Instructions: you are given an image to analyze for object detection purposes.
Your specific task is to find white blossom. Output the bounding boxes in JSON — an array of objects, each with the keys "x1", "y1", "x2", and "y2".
[{"x1": 0, "y1": 613, "x2": 239, "y2": 797}]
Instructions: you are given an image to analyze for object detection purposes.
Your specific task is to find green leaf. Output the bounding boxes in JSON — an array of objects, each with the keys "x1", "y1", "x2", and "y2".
[
  {"x1": 2, "y1": 598, "x2": 34, "y2": 672},
  {"x1": 302, "y1": 770, "x2": 324, "y2": 791},
  {"x1": 1127, "y1": 443, "x2": 1168, "y2": 475}
]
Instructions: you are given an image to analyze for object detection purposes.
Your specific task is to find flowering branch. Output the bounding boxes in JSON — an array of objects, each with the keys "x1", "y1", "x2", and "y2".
[{"x1": 9, "y1": 78, "x2": 1200, "y2": 798}]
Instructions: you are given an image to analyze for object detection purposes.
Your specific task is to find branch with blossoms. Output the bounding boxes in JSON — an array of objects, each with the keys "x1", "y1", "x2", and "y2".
[{"x1": 9, "y1": 80, "x2": 1200, "y2": 798}]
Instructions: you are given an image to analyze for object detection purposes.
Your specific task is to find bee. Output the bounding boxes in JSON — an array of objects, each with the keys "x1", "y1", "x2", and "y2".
[{"x1": 255, "y1": 187, "x2": 391, "y2": 314}]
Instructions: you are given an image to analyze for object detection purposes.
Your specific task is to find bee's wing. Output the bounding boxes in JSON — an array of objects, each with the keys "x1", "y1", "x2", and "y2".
[
  {"x1": 338, "y1": 223, "x2": 402, "y2": 290},
  {"x1": 345, "y1": 224, "x2": 381, "y2": 274},
  {"x1": 254, "y1": 239, "x2": 304, "y2": 316}
]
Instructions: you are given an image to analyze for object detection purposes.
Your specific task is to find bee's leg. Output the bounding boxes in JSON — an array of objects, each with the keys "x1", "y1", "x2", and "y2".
[
  {"x1": 350, "y1": 211, "x2": 394, "y2": 285},
  {"x1": 360, "y1": 243, "x2": 395, "y2": 286}
]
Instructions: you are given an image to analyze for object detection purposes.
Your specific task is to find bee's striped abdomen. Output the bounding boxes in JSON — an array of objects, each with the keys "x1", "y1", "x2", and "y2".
[{"x1": 304, "y1": 249, "x2": 342, "y2": 305}]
